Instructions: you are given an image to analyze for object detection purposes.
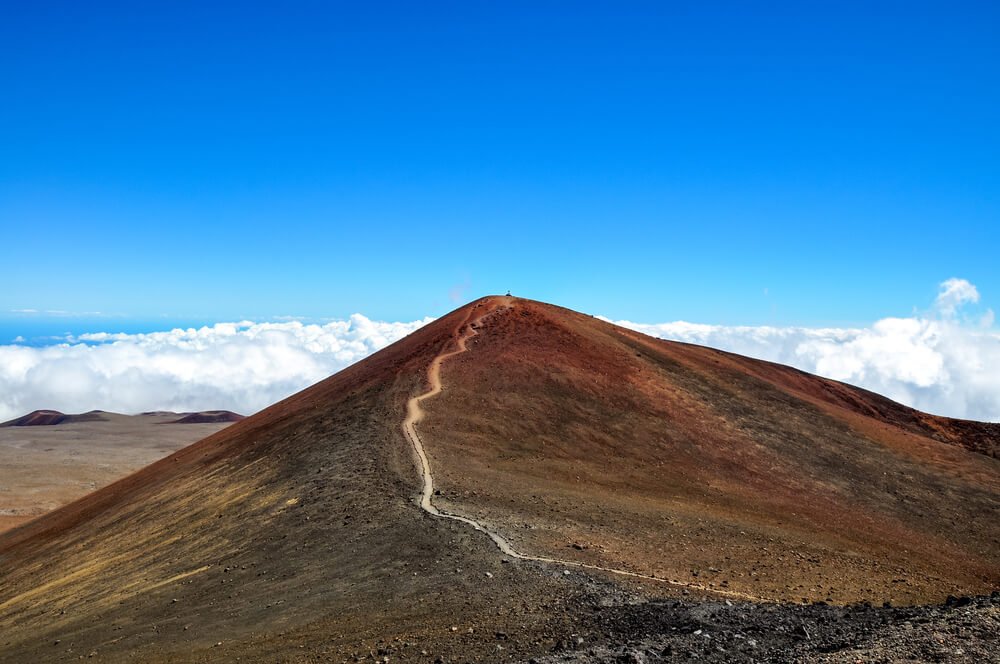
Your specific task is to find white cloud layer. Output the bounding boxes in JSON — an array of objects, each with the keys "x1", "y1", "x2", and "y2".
[
  {"x1": 602, "y1": 279, "x2": 1000, "y2": 422},
  {"x1": 0, "y1": 316, "x2": 433, "y2": 422},
  {"x1": 0, "y1": 279, "x2": 996, "y2": 423}
]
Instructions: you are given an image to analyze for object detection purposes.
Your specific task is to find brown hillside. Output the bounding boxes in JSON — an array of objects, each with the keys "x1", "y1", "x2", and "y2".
[
  {"x1": 0, "y1": 296, "x2": 996, "y2": 663},
  {"x1": 0, "y1": 300, "x2": 586, "y2": 663},
  {"x1": 419, "y1": 299, "x2": 999, "y2": 605}
]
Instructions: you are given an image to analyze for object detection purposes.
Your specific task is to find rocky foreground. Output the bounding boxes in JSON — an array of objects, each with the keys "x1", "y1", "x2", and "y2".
[{"x1": 536, "y1": 593, "x2": 999, "y2": 663}]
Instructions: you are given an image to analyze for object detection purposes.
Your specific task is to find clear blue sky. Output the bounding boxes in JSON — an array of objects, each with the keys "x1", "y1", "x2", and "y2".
[{"x1": 2, "y1": 1, "x2": 997, "y2": 331}]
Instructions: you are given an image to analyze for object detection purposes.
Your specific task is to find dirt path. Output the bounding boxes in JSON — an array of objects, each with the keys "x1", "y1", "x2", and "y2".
[{"x1": 402, "y1": 304, "x2": 770, "y2": 603}]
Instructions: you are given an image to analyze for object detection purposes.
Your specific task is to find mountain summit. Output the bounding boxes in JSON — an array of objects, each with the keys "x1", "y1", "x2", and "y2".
[{"x1": 1, "y1": 296, "x2": 997, "y2": 662}]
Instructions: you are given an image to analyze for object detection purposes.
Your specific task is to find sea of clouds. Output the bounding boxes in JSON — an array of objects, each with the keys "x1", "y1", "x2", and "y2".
[
  {"x1": 0, "y1": 315, "x2": 434, "y2": 422},
  {"x1": 1, "y1": 279, "x2": 997, "y2": 423},
  {"x1": 602, "y1": 278, "x2": 999, "y2": 422}
]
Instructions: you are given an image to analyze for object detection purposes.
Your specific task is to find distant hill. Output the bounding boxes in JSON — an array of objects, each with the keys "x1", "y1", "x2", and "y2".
[
  {"x1": 2, "y1": 409, "x2": 245, "y2": 427},
  {"x1": 0, "y1": 409, "x2": 109, "y2": 427},
  {"x1": 166, "y1": 410, "x2": 245, "y2": 424}
]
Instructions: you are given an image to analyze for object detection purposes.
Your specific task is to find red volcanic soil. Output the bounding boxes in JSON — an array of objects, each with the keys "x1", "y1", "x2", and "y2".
[
  {"x1": 166, "y1": 410, "x2": 245, "y2": 424},
  {"x1": 423, "y1": 300, "x2": 999, "y2": 606},
  {"x1": 711, "y1": 351, "x2": 1000, "y2": 459},
  {"x1": 0, "y1": 297, "x2": 996, "y2": 663},
  {"x1": 0, "y1": 410, "x2": 109, "y2": 427}
]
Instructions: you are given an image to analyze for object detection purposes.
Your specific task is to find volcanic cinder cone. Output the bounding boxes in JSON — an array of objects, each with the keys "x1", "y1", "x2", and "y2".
[{"x1": 0, "y1": 296, "x2": 997, "y2": 662}]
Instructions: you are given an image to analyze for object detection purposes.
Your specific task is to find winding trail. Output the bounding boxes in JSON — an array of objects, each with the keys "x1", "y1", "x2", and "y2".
[{"x1": 402, "y1": 304, "x2": 770, "y2": 603}]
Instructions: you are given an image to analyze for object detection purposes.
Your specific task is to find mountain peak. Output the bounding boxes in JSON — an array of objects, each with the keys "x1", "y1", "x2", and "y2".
[{"x1": 0, "y1": 297, "x2": 996, "y2": 661}]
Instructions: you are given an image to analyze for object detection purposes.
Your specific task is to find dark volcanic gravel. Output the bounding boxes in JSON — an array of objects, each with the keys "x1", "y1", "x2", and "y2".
[{"x1": 535, "y1": 593, "x2": 1000, "y2": 663}]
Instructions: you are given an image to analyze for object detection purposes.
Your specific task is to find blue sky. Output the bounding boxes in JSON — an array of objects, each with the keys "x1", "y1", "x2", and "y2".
[{"x1": 2, "y1": 1, "x2": 998, "y2": 331}]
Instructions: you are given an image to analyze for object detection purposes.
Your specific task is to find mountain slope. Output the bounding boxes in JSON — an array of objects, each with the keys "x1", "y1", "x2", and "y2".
[
  {"x1": 0, "y1": 300, "x2": 592, "y2": 663},
  {"x1": 422, "y1": 299, "x2": 999, "y2": 606},
  {"x1": 0, "y1": 296, "x2": 997, "y2": 662}
]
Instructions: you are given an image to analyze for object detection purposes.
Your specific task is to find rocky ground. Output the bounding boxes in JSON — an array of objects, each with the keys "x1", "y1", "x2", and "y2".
[{"x1": 537, "y1": 593, "x2": 1000, "y2": 663}]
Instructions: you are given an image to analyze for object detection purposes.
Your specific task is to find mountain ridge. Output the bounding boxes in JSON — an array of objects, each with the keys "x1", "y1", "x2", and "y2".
[{"x1": 1, "y1": 409, "x2": 246, "y2": 427}]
